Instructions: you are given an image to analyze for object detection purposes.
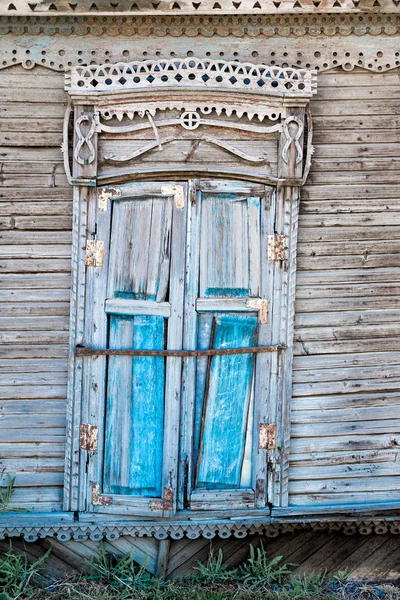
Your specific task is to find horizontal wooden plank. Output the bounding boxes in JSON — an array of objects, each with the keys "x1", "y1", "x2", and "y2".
[
  {"x1": 0, "y1": 173, "x2": 68, "y2": 186},
  {"x1": 315, "y1": 87, "x2": 400, "y2": 101},
  {"x1": 295, "y1": 297, "x2": 400, "y2": 314},
  {"x1": 299, "y1": 212, "x2": 400, "y2": 228},
  {"x1": 0, "y1": 187, "x2": 69, "y2": 200},
  {"x1": 293, "y1": 378, "x2": 400, "y2": 398},
  {"x1": 0, "y1": 428, "x2": 65, "y2": 443},
  {"x1": 0, "y1": 371, "x2": 68, "y2": 384},
  {"x1": 0, "y1": 304, "x2": 70, "y2": 318},
  {"x1": 0, "y1": 331, "x2": 69, "y2": 345},
  {"x1": 293, "y1": 364, "x2": 400, "y2": 384},
  {"x1": 0, "y1": 457, "x2": 64, "y2": 472},
  {"x1": 0, "y1": 232, "x2": 72, "y2": 245},
  {"x1": 298, "y1": 255, "x2": 400, "y2": 270},
  {"x1": 0, "y1": 88, "x2": 66, "y2": 103},
  {"x1": 0, "y1": 471, "x2": 63, "y2": 487},
  {"x1": 301, "y1": 184, "x2": 400, "y2": 201},
  {"x1": 296, "y1": 285, "x2": 400, "y2": 300},
  {"x1": 291, "y1": 405, "x2": 400, "y2": 424},
  {"x1": 310, "y1": 99, "x2": 400, "y2": 117},
  {"x1": 0, "y1": 346, "x2": 68, "y2": 359},
  {"x1": 298, "y1": 241, "x2": 400, "y2": 258},
  {"x1": 311, "y1": 159, "x2": 400, "y2": 174},
  {"x1": 3, "y1": 216, "x2": 72, "y2": 230},
  {"x1": 0, "y1": 205, "x2": 72, "y2": 218},
  {"x1": 0, "y1": 358, "x2": 67, "y2": 372},
  {"x1": 293, "y1": 352, "x2": 400, "y2": 371},
  {"x1": 290, "y1": 462, "x2": 400, "y2": 481},
  {"x1": 295, "y1": 310, "x2": 400, "y2": 328},
  {"x1": 292, "y1": 391, "x2": 400, "y2": 411},
  {"x1": 0, "y1": 259, "x2": 71, "y2": 274},
  {"x1": 0, "y1": 317, "x2": 69, "y2": 332},
  {"x1": 0, "y1": 400, "x2": 66, "y2": 412},
  {"x1": 0, "y1": 385, "x2": 67, "y2": 399},
  {"x1": 290, "y1": 433, "x2": 400, "y2": 455},
  {"x1": 289, "y1": 476, "x2": 400, "y2": 494},
  {"x1": 0, "y1": 103, "x2": 65, "y2": 119},
  {"x1": 289, "y1": 491, "x2": 400, "y2": 505},
  {"x1": 0, "y1": 274, "x2": 71, "y2": 288},
  {"x1": 308, "y1": 171, "x2": 400, "y2": 185},
  {"x1": 290, "y1": 449, "x2": 400, "y2": 467},
  {"x1": 292, "y1": 419, "x2": 400, "y2": 437},
  {"x1": 295, "y1": 323, "x2": 400, "y2": 342},
  {"x1": 313, "y1": 115, "x2": 400, "y2": 130},
  {"x1": 0, "y1": 443, "x2": 65, "y2": 458},
  {"x1": 5, "y1": 487, "x2": 63, "y2": 507},
  {"x1": 0, "y1": 412, "x2": 65, "y2": 428},
  {"x1": 313, "y1": 130, "x2": 400, "y2": 144},
  {"x1": 0, "y1": 289, "x2": 70, "y2": 302},
  {"x1": 296, "y1": 268, "x2": 400, "y2": 286}
]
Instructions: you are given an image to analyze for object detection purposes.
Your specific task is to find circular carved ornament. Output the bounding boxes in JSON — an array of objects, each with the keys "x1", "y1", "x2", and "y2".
[{"x1": 180, "y1": 111, "x2": 201, "y2": 130}]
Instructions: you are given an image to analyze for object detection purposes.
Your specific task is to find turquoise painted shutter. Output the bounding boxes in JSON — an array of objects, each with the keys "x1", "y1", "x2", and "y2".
[
  {"x1": 184, "y1": 180, "x2": 274, "y2": 511},
  {"x1": 88, "y1": 182, "x2": 187, "y2": 516}
]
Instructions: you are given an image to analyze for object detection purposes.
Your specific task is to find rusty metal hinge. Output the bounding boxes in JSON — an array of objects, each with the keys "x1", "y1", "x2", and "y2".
[
  {"x1": 149, "y1": 487, "x2": 174, "y2": 511},
  {"x1": 80, "y1": 423, "x2": 98, "y2": 452},
  {"x1": 259, "y1": 423, "x2": 276, "y2": 451},
  {"x1": 85, "y1": 240, "x2": 104, "y2": 267},
  {"x1": 268, "y1": 235, "x2": 287, "y2": 261},
  {"x1": 246, "y1": 298, "x2": 268, "y2": 324},
  {"x1": 98, "y1": 187, "x2": 121, "y2": 212},
  {"x1": 92, "y1": 483, "x2": 112, "y2": 506}
]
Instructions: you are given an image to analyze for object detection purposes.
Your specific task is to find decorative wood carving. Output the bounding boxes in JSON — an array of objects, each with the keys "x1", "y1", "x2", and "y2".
[
  {"x1": 0, "y1": 17, "x2": 399, "y2": 73},
  {"x1": 1, "y1": 516, "x2": 400, "y2": 543},
  {"x1": 66, "y1": 58, "x2": 315, "y2": 184},
  {"x1": 67, "y1": 59, "x2": 316, "y2": 97},
  {"x1": 2, "y1": 0, "x2": 400, "y2": 14}
]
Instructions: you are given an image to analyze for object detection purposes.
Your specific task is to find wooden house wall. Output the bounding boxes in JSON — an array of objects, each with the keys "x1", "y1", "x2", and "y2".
[{"x1": 0, "y1": 60, "x2": 400, "y2": 510}]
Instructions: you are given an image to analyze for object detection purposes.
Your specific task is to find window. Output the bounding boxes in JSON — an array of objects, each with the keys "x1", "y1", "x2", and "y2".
[{"x1": 73, "y1": 179, "x2": 287, "y2": 516}]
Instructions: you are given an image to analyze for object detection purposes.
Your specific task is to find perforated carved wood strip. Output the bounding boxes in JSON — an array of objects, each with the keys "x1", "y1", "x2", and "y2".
[{"x1": 2, "y1": 0, "x2": 400, "y2": 13}]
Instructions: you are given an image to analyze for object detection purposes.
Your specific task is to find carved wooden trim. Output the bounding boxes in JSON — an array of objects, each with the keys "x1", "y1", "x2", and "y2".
[
  {"x1": 1, "y1": 14, "x2": 400, "y2": 36},
  {"x1": 2, "y1": 0, "x2": 400, "y2": 14},
  {"x1": 1, "y1": 20, "x2": 399, "y2": 74},
  {"x1": 66, "y1": 58, "x2": 316, "y2": 98},
  {"x1": 1, "y1": 516, "x2": 400, "y2": 543}
]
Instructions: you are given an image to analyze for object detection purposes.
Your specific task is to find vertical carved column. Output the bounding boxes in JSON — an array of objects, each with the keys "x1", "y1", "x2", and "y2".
[
  {"x1": 73, "y1": 104, "x2": 98, "y2": 183},
  {"x1": 278, "y1": 107, "x2": 305, "y2": 180}
]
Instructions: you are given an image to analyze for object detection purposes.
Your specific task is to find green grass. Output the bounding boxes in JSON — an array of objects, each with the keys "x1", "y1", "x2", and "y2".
[{"x1": 0, "y1": 542, "x2": 399, "y2": 600}]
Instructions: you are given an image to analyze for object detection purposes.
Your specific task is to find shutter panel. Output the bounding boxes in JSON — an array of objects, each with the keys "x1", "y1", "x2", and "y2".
[
  {"x1": 86, "y1": 182, "x2": 187, "y2": 516},
  {"x1": 196, "y1": 314, "x2": 258, "y2": 489},
  {"x1": 185, "y1": 180, "x2": 274, "y2": 511}
]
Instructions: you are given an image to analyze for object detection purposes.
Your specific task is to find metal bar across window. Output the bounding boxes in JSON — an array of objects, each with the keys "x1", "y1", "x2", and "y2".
[{"x1": 75, "y1": 345, "x2": 285, "y2": 358}]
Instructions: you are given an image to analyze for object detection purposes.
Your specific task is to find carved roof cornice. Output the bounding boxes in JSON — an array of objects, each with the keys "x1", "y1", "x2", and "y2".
[
  {"x1": 1, "y1": 13, "x2": 399, "y2": 36},
  {"x1": 1, "y1": 515, "x2": 400, "y2": 543},
  {"x1": 2, "y1": 0, "x2": 400, "y2": 14}
]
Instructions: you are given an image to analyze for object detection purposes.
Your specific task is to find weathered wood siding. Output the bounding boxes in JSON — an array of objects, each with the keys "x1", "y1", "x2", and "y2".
[
  {"x1": 1, "y1": 63, "x2": 399, "y2": 510},
  {"x1": 290, "y1": 68, "x2": 400, "y2": 505},
  {"x1": 0, "y1": 66, "x2": 71, "y2": 511}
]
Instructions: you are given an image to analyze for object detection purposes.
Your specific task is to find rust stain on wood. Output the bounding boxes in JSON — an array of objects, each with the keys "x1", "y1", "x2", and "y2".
[
  {"x1": 268, "y1": 234, "x2": 287, "y2": 261},
  {"x1": 92, "y1": 483, "x2": 112, "y2": 506},
  {"x1": 259, "y1": 423, "x2": 276, "y2": 450},
  {"x1": 85, "y1": 240, "x2": 104, "y2": 267},
  {"x1": 149, "y1": 487, "x2": 174, "y2": 511},
  {"x1": 80, "y1": 423, "x2": 98, "y2": 452},
  {"x1": 98, "y1": 187, "x2": 122, "y2": 211}
]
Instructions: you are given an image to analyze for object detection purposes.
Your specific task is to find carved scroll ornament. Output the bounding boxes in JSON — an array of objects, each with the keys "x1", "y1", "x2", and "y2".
[{"x1": 67, "y1": 57, "x2": 316, "y2": 185}]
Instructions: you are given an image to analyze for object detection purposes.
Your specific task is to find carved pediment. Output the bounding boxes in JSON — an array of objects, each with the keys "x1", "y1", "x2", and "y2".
[{"x1": 65, "y1": 58, "x2": 316, "y2": 185}]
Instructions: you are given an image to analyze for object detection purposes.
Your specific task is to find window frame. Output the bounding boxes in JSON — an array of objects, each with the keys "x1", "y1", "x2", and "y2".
[{"x1": 63, "y1": 58, "x2": 314, "y2": 520}]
